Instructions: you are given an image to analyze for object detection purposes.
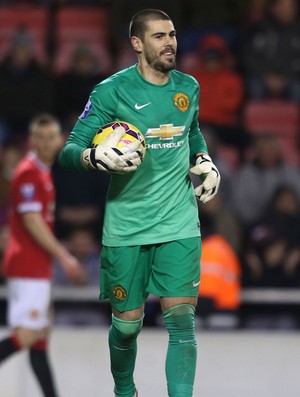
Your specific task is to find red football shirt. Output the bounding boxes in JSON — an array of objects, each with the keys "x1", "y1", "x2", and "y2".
[{"x1": 4, "y1": 152, "x2": 55, "y2": 279}]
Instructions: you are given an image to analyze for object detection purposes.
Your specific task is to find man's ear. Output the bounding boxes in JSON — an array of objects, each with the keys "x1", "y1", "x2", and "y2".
[{"x1": 131, "y1": 36, "x2": 142, "y2": 54}]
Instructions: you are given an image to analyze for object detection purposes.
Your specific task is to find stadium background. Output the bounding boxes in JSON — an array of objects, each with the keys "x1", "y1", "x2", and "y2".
[{"x1": 0, "y1": 0, "x2": 300, "y2": 396}]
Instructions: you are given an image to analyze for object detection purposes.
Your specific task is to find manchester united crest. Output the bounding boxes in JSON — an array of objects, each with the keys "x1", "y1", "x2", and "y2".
[
  {"x1": 173, "y1": 92, "x2": 190, "y2": 112},
  {"x1": 113, "y1": 285, "x2": 127, "y2": 301}
]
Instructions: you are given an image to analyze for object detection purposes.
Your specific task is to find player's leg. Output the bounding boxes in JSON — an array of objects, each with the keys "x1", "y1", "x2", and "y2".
[
  {"x1": 0, "y1": 279, "x2": 23, "y2": 363},
  {"x1": 0, "y1": 332, "x2": 22, "y2": 363},
  {"x1": 110, "y1": 307, "x2": 144, "y2": 397},
  {"x1": 0, "y1": 316, "x2": 48, "y2": 363},
  {"x1": 149, "y1": 238, "x2": 202, "y2": 397},
  {"x1": 100, "y1": 245, "x2": 153, "y2": 397},
  {"x1": 5, "y1": 278, "x2": 59, "y2": 397},
  {"x1": 4, "y1": 325, "x2": 58, "y2": 397},
  {"x1": 161, "y1": 297, "x2": 198, "y2": 397},
  {"x1": 29, "y1": 335, "x2": 59, "y2": 397}
]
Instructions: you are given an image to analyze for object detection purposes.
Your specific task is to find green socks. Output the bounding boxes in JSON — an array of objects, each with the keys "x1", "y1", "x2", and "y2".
[
  {"x1": 109, "y1": 315, "x2": 143, "y2": 397},
  {"x1": 109, "y1": 305, "x2": 196, "y2": 397},
  {"x1": 163, "y1": 304, "x2": 197, "y2": 397}
]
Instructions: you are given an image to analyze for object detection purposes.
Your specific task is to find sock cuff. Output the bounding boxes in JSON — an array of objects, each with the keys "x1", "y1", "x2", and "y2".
[
  {"x1": 31, "y1": 339, "x2": 48, "y2": 351},
  {"x1": 112, "y1": 314, "x2": 144, "y2": 326},
  {"x1": 163, "y1": 304, "x2": 195, "y2": 319},
  {"x1": 112, "y1": 314, "x2": 144, "y2": 335}
]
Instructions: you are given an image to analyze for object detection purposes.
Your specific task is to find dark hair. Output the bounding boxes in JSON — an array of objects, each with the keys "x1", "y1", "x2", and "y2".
[
  {"x1": 129, "y1": 8, "x2": 171, "y2": 39},
  {"x1": 29, "y1": 113, "x2": 60, "y2": 133}
]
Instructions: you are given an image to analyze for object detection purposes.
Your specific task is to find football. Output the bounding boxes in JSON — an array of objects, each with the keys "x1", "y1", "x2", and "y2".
[{"x1": 92, "y1": 121, "x2": 146, "y2": 159}]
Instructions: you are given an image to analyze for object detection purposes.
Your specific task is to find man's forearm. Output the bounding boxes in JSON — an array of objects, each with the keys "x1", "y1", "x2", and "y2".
[
  {"x1": 22, "y1": 212, "x2": 69, "y2": 261},
  {"x1": 59, "y1": 142, "x2": 87, "y2": 171}
]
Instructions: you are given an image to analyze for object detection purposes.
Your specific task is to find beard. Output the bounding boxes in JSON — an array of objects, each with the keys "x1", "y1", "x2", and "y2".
[
  {"x1": 145, "y1": 48, "x2": 176, "y2": 73},
  {"x1": 153, "y1": 59, "x2": 176, "y2": 73}
]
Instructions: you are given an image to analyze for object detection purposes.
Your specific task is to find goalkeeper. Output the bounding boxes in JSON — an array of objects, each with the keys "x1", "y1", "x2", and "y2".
[{"x1": 60, "y1": 8, "x2": 220, "y2": 397}]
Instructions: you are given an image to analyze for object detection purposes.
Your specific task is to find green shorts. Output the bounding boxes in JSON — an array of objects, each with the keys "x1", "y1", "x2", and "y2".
[{"x1": 99, "y1": 237, "x2": 202, "y2": 312}]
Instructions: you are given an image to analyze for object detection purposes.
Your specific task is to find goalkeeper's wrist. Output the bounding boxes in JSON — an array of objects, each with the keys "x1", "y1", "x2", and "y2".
[
  {"x1": 196, "y1": 153, "x2": 212, "y2": 164},
  {"x1": 81, "y1": 148, "x2": 97, "y2": 169}
]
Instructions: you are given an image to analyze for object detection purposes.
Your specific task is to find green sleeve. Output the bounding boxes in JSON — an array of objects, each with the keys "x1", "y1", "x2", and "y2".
[
  {"x1": 188, "y1": 87, "x2": 208, "y2": 165},
  {"x1": 59, "y1": 80, "x2": 117, "y2": 171},
  {"x1": 59, "y1": 139, "x2": 89, "y2": 171}
]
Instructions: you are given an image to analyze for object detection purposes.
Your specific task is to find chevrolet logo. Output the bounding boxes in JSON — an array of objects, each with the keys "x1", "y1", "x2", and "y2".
[{"x1": 146, "y1": 124, "x2": 185, "y2": 140}]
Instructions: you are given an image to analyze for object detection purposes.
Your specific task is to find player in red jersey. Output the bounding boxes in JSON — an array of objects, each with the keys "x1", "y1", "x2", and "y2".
[{"x1": 0, "y1": 114, "x2": 84, "y2": 397}]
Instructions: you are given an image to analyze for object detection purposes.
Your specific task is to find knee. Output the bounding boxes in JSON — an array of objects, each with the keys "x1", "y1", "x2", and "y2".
[
  {"x1": 14, "y1": 328, "x2": 46, "y2": 348},
  {"x1": 163, "y1": 304, "x2": 196, "y2": 338},
  {"x1": 111, "y1": 314, "x2": 143, "y2": 343}
]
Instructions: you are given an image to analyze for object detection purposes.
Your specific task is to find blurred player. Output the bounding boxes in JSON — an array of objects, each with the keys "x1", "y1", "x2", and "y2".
[
  {"x1": 60, "y1": 9, "x2": 221, "y2": 397},
  {"x1": 0, "y1": 114, "x2": 85, "y2": 397}
]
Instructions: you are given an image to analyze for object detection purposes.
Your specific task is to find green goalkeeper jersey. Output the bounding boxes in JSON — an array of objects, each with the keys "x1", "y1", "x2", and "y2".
[{"x1": 59, "y1": 65, "x2": 208, "y2": 246}]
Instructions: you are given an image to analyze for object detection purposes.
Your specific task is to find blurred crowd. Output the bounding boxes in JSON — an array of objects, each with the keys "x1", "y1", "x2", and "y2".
[{"x1": 0, "y1": 0, "x2": 300, "y2": 328}]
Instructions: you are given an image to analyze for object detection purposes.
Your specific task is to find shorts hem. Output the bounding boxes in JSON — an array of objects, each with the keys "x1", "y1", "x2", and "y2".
[{"x1": 149, "y1": 291, "x2": 199, "y2": 298}]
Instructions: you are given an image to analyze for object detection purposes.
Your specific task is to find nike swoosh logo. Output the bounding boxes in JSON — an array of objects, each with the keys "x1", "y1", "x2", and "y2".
[
  {"x1": 179, "y1": 339, "x2": 195, "y2": 344},
  {"x1": 192, "y1": 281, "x2": 200, "y2": 287},
  {"x1": 135, "y1": 102, "x2": 151, "y2": 110}
]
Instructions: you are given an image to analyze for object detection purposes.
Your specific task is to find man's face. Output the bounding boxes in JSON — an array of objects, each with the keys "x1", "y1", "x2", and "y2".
[
  {"x1": 140, "y1": 20, "x2": 177, "y2": 73},
  {"x1": 272, "y1": 0, "x2": 297, "y2": 25},
  {"x1": 31, "y1": 123, "x2": 63, "y2": 164}
]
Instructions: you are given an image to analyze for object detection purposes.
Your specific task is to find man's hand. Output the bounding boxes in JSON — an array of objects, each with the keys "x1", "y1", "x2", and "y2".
[
  {"x1": 58, "y1": 251, "x2": 86, "y2": 283},
  {"x1": 190, "y1": 154, "x2": 221, "y2": 203},
  {"x1": 82, "y1": 126, "x2": 144, "y2": 173}
]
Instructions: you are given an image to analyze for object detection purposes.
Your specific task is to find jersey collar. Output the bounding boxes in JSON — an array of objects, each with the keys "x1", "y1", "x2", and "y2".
[
  {"x1": 28, "y1": 151, "x2": 50, "y2": 172},
  {"x1": 134, "y1": 64, "x2": 172, "y2": 88}
]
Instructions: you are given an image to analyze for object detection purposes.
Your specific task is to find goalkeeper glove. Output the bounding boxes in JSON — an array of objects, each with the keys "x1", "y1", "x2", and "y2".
[
  {"x1": 82, "y1": 126, "x2": 143, "y2": 173},
  {"x1": 190, "y1": 154, "x2": 221, "y2": 203}
]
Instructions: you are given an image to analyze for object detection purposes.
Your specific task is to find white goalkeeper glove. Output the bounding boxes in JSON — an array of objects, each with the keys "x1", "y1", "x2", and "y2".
[
  {"x1": 82, "y1": 126, "x2": 143, "y2": 173},
  {"x1": 190, "y1": 154, "x2": 221, "y2": 203}
]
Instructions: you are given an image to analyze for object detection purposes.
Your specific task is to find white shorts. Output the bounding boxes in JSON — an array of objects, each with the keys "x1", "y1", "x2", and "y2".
[{"x1": 7, "y1": 278, "x2": 51, "y2": 330}]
